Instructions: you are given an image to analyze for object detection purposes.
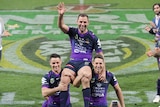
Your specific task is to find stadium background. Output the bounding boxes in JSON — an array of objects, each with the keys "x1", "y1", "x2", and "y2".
[{"x1": 0, "y1": 0, "x2": 160, "y2": 107}]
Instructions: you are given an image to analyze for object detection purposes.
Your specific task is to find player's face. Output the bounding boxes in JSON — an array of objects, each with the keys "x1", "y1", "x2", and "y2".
[
  {"x1": 92, "y1": 58, "x2": 105, "y2": 74},
  {"x1": 77, "y1": 16, "x2": 89, "y2": 34},
  {"x1": 153, "y1": 4, "x2": 160, "y2": 15},
  {"x1": 50, "y1": 57, "x2": 62, "y2": 74}
]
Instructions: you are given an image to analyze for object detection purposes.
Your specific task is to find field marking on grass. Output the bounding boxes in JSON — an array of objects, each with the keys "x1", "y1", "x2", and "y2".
[
  {"x1": 16, "y1": 36, "x2": 49, "y2": 70},
  {"x1": 0, "y1": 10, "x2": 158, "y2": 75},
  {"x1": 0, "y1": 91, "x2": 156, "y2": 105},
  {"x1": 0, "y1": 92, "x2": 35, "y2": 105},
  {"x1": 0, "y1": 8, "x2": 158, "y2": 106},
  {"x1": 35, "y1": 50, "x2": 46, "y2": 61},
  {"x1": 0, "y1": 35, "x2": 157, "y2": 75},
  {"x1": 109, "y1": 36, "x2": 156, "y2": 74},
  {"x1": 0, "y1": 92, "x2": 79, "y2": 105},
  {"x1": 0, "y1": 9, "x2": 151, "y2": 13},
  {"x1": 122, "y1": 48, "x2": 132, "y2": 59},
  {"x1": 1, "y1": 36, "x2": 49, "y2": 74},
  {"x1": 114, "y1": 36, "x2": 157, "y2": 74}
]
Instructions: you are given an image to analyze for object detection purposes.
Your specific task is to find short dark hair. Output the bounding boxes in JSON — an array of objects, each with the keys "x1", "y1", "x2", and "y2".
[
  {"x1": 78, "y1": 13, "x2": 88, "y2": 19},
  {"x1": 50, "y1": 53, "x2": 61, "y2": 59},
  {"x1": 93, "y1": 54, "x2": 104, "y2": 61},
  {"x1": 153, "y1": 3, "x2": 160, "y2": 10}
]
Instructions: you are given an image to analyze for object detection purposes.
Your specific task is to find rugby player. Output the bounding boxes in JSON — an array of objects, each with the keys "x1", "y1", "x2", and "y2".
[
  {"x1": 57, "y1": 2, "x2": 105, "y2": 107},
  {"x1": 41, "y1": 53, "x2": 71, "y2": 107},
  {"x1": 89, "y1": 54, "x2": 125, "y2": 107}
]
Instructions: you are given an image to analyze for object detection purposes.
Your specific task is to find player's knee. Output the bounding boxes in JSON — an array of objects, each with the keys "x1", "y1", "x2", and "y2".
[
  {"x1": 81, "y1": 76, "x2": 90, "y2": 84},
  {"x1": 60, "y1": 75, "x2": 71, "y2": 90},
  {"x1": 62, "y1": 69, "x2": 75, "y2": 82},
  {"x1": 81, "y1": 76, "x2": 90, "y2": 89},
  {"x1": 59, "y1": 82, "x2": 68, "y2": 91}
]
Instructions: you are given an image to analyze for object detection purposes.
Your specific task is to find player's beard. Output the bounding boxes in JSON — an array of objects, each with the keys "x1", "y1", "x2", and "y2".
[
  {"x1": 52, "y1": 66, "x2": 60, "y2": 74},
  {"x1": 155, "y1": 11, "x2": 160, "y2": 15},
  {"x1": 79, "y1": 25, "x2": 87, "y2": 33}
]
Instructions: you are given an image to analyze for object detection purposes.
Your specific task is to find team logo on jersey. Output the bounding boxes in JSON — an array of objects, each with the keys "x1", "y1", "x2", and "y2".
[
  {"x1": 84, "y1": 62, "x2": 90, "y2": 66},
  {"x1": 113, "y1": 76, "x2": 117, "y2": 81},
  {"x1": 85, "y1": 38, "x2": 90, "y2": 44},
  {"x1": 55, "y1": 77, "x2": 60, "y2": 81},
  {"x1": 75, "y1": 35, "x2": 78, "y2": 40},
  {"x1": 91, "y1": 78, "x2": 96, "y2": 83},
  {"x1": 104, "y1": 79, "x2": 109, "y2": 83},
  {"x1": 96, "y1": 83, "x2": 102, "y2": 87},
  {"x1": 50, "y1": 78, "x2": 55, "y2": 84}
]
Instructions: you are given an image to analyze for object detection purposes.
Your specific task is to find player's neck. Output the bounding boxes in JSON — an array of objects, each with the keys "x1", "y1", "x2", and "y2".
[{"x1": 79, "y1": 29, "x2": 88, "y2": 34}]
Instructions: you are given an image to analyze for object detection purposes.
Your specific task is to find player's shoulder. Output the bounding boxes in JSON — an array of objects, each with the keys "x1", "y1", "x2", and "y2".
[
  {"x1": 43, "y1": 70, "x2": 52, "y2": 78},
  {"x1": 88, "y1": 30, "x2": 95, "y2": 36},
  {"x1": 87, "y1": 30, "x2": 99, "y2": 40},
  {"x1": 69, "y1": 27, "x2": 78, "y2": 31},
  {"x1": 106, "y1": 70, "x2": 115, "y2": 77}
]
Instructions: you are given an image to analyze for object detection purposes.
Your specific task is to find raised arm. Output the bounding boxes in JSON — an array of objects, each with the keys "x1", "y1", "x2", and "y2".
[
  {"x1": 1, "y1": 30, "x2": 11, "y2": 37},
  {"x1": 0, "y1": 18, "x2": 11, "y2": 37},
  {"x1": 57, "y1": 2, "x2": 69, "y2": 33}
]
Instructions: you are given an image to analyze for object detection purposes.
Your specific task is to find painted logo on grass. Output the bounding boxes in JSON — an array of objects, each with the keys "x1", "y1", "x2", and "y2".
[
  {"x1": 0, "y1": 10, "x2": 158, "y2": 74},
  {"x1": 1, "y1": 35, "x2": 157, "y2": 74}
]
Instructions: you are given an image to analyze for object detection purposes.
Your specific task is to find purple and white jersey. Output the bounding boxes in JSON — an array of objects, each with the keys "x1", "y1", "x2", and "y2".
[
  {"x1": 41, "y1": 70, "x2": 71, "y2": 107},
  {"x1": 90, "y1": 71, "x2": 118, "y2": 107},
  {"x1": 67, "y1": 27, "x2": 102, "y2": 61}
]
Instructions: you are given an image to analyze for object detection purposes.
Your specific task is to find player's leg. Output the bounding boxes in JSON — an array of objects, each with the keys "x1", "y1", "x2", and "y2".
[
  {"x1": 73, "y1": 74, "x2": 82, "y2": 88},
  {"x1": 153, "y1": 41, "x2": 160, "y2": 102},
  {"x1": 59, "y1": 68, "x2": 75, "y2": 107},
  {"x1": 78, "y1": 66, "x2": 92, "y2": 107},
  {"x1": 153, "y1": 57, "x2": 160, "y2": 103}
]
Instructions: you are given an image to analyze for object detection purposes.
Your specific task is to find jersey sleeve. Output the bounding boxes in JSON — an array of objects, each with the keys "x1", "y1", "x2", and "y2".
[
  {"x1": 93, "y1": 34, "x2": 102, "y2": 53},
  {"x1": 66, "y1": 27, "x2": 77, "y2": 37},
  {"x1": 109, "y1": 72, "x2": 118, "y2": 87},
  {"x1": 41, "y1": 73, "x2": 49, "y2": 88}
]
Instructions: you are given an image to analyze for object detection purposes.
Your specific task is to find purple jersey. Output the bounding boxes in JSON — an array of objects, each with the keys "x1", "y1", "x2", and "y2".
[
  {"x1": 41, "y1": 70, "x2": 71, "y2": 107},
  {"x1": 67, "y1": 27, "x2": 102, "y2": 61},
  {"x1": 90, "y1": 71, "x2": 118, "y2": 107}
]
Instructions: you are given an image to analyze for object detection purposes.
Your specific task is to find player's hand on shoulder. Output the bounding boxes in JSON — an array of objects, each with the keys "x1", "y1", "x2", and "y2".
[{"x1": 98, "y1": 73, "x2": 106, "y2": 82}]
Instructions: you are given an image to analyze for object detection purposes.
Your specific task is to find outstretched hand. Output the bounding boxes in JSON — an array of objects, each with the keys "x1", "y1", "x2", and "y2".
[
  {"x1": 145, "y1": 25, "x2": 151, "y2": 32},
  {"x1": 3, "y1": 30, "x2": 12, "y2": 36},
  {"x1": 57, "y1": 2, "x2": 66, "y2": 15}
]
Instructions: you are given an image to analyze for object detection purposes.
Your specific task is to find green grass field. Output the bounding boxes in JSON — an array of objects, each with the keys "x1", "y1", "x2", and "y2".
[{"x1": 0, "y1": 0, "x2": 160, "y2": 107}]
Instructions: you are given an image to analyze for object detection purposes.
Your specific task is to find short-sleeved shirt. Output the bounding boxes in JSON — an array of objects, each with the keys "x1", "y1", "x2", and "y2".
[
  {"x1": 67, "y1": 27, "x2": 102, "y2": 62},
  {"x1": 89, "y1": 71, "x2": 118, "y2": 107},
  {"x1": 41, "y1": 70, "x2": 71, "y2": 107}
]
